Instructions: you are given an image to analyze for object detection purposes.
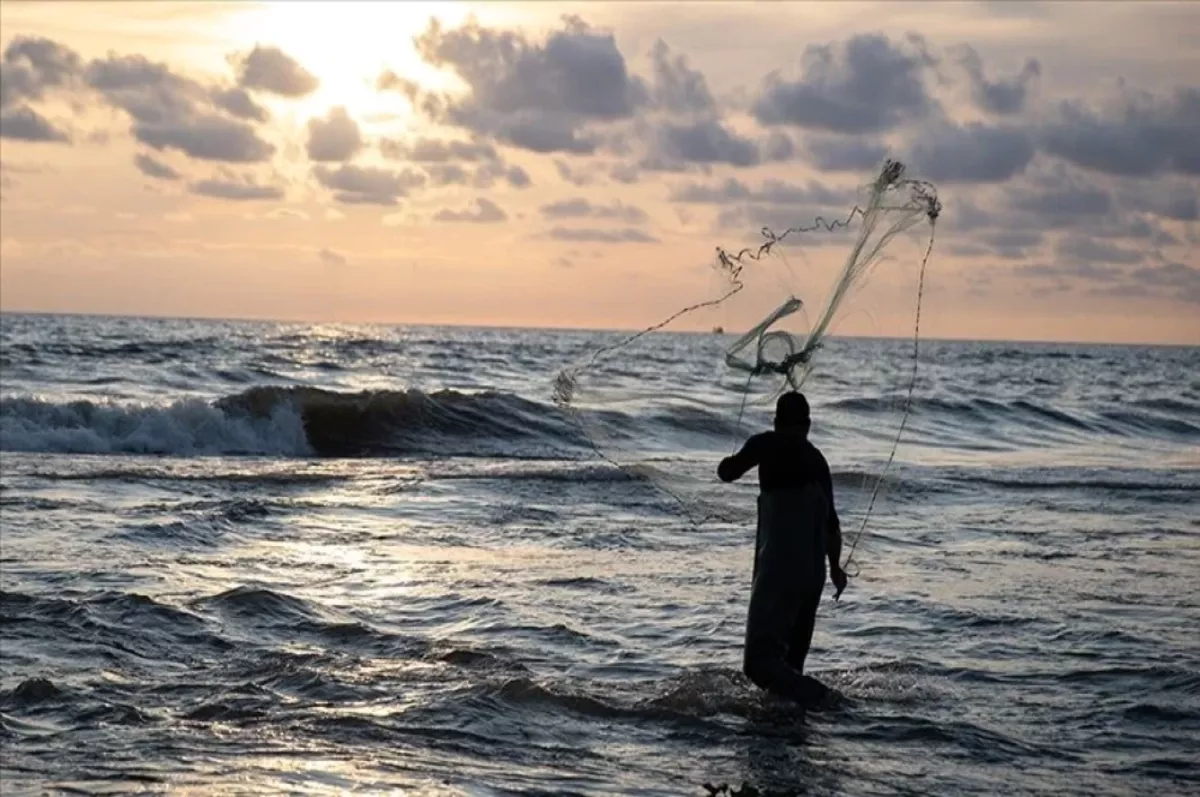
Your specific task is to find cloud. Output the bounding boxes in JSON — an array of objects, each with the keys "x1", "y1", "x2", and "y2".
[
  {"x1": 425, "y1": 163, "x2": 470, "y2": 185},
  {"x1": 314, "y1": 163, "x2": 425, "y2": 206},
  {"x1": 134, "y1": 152, "x2": 181, "y2": 181},
  {"x1": 471, "y1": 160, "x2": 526, "y2": 188},
  {"x1": 540, "y1": 197, "x2": 648, "y2": 224},
  {"x1": 1133, "y1": 262, "x2": 1200, "y2": 303},
  {"x1": 643, "y1": 119, "x2": 761, "y2": 169},
  {"x1": 979, "y1": 229, "x2": 1043, "y2": 260},
  {"x1": 0, "y1": 105, "x2": 69, "y2": 142},
  {"x1": 136, "y1": 115, "x2": 275, "y2": 162},
  {"x1": 306, "y1": 106, "x2": 363, "y2": 162},
  {"x1": 713, "y1": 204, "x2": 861, "y2": 239},
  {"x1": 376, "y1": 70, "x2": 420, "y2": 100},
  {"x1": 478, "y1": 110, "x2": 597, "y2": 154},
  {"x1": 548, "y1": 226, "x2": 658, "y2": 243},
  {"x1": 753, "y1": 33, "x2": 935, "y2": 133},
  {"x1": 1056, "y1": 235, "x2": 1146, "y2": 266},
  {"x1": 1120, "y1": 182, "x2": 1199, "y2": 222},
  {"x1": 318, "y1": 247, "x2": 346, "y2": 266},
  {"x1": 189, "y1": 176, "x2": 284, "y2": 201},
  {"x1": 648, "y1": 39, "x2": 715, "y2": 115},
  {"x1": 266, "y1": 208, "x2": 309, "y2": 221},
  {"x1": 433, "y1": 197, "x2": 507, "y2": 223},
  {"x1": 411, "y1": 16, "x2": 647, "y2": 154},
  {"x1": 1015, "y1": 260, "x2": 1123, "y2": 283},
  {"x1": 85, "y1": 54, "x2": 208, "y2": 123},
  {"x1": 1090, "y1": 215, "x2": 1165, "y2": 242},
  {"x1": 908, "y1": 120, "x2": 1035, "y2": 183},
  {"x1": 610, "y1": 162, "x2": 639, "y2": 183},
  {"x1": 0, "y1": 159, "x2": 52, "y2": 175},
  {"x1": 382, "y1": 136, "x2": 499, "y2": 163},
  {"x1": 0, "y1": 158, "x2": 53, "y2": 195},
  {"x1": 0, "y1": 36, "x2": 83, "y2": 109},
  {"x1": 381, "y1": 135, "x2": 528, "y2": 188},
  {"x1": 955, "y1": 45, "x2": 1041, "y2": 115},
  {"x1": 86, "y1": 54, "x2": 276, "y2": 163},
  {"x1": 211, "y1": 87, "x2": 269, "y2": 122},
  {"x1": 1041, "y1": 86, "x2": 1200, "y2": 177},
  {"x1": 964, "y1": 164, "x2": 1172, "y2": 250},
  {"x1": 1003, "y1": 170, "x2": 1113, "y2": 229},
  {"x1": 232, "y1": 45, "x2": 318, "y2": 97},
  {"x1": 555, "y1": 159, "x2": 595, "y2": 186},
  {"x1": 332, "y1": 192, "x2": 398, "y2": 206},
  {"x1": 762, "y1": 131, "x2": 796, "y2": 163},
  {"x1": 804, "y1": 135, "x2": 888, "y2": 172},
  {"x1": 947, "y1": 242, "x2": 990, "y2": 259},
  {"x1": 675, "y1": 176, "x2": 862, "y2": 241},
  {"x1": 670, "y1": 176, "x2": 851, "y2": 208},
  {"x1": 940, "y1": 197, "x2": 995, "y2": 234},
  {"x1": 952, "y1": 228, "x2": 1045, "y2": 261},
  {"x1": 501, "y1": 164, "x2": 531, "y2": 188}
]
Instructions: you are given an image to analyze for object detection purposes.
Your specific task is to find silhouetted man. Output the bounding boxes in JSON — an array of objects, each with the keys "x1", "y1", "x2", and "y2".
[{"x1": 718, "y1": 391, "x2": 845, "y2": 705}]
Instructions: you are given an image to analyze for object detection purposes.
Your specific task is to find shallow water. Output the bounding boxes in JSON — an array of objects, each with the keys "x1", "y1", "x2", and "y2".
[{"x1": 1, "y1": 314, "x2": 1198, "y2": 795}]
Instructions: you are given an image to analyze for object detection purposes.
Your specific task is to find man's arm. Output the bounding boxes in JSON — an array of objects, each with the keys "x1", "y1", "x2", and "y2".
[
  {"x1": 718, "y1": 434, "x2": 762, "y2": 482},
  {"x1": 825, "y1": 517, "x2": 845, "y2": 595},
  {"x1": 819, "y1": 451, "x2": 847, "y2": 598}
]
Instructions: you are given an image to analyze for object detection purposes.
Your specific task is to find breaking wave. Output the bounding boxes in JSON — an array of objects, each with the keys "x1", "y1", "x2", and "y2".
[
  {"x1": 0, "y1": 395, "x2": 311, "y2": 456},
  {"x1": 3, "y1": 383, "x2": 1197, "y2": 459},
  {"x1": 0, "y1": 387, "x2": 589, "y2": 459}
]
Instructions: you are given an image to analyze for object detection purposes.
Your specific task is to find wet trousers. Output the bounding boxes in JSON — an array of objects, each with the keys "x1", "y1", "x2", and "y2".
[{"x1": 742, "y1": 486, "x2": 831, "y2": 705}]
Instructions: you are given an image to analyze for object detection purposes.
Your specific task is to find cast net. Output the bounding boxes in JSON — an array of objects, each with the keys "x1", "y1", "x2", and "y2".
[{"x1": 554, "y1": 160, "x2": 941, "y2": 573}]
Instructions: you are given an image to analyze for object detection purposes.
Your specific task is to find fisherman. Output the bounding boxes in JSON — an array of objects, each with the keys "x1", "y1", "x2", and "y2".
[{"x1": 718, "y1": 391, "x2": 846, "y2": 705}]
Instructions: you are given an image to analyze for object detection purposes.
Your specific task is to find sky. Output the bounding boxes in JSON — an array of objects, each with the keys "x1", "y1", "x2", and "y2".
[{"x1": 0, "y1": 1, "x2": 1197, "y2": 344}]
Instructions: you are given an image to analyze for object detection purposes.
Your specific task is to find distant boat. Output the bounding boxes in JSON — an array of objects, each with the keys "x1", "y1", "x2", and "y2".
[{"x1": 712, "y1": 325, "x2": 724, "y2": 334}]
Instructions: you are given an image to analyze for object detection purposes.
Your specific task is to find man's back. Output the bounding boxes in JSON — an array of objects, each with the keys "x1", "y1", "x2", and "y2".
[{"x1": 718, "y1": 430, "x2": 837, "y2": 520}]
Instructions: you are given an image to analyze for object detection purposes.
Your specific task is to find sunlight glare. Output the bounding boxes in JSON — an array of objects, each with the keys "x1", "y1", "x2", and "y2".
[{"x1": 222, "y1": 1, "x2": 478, "y2": 129}]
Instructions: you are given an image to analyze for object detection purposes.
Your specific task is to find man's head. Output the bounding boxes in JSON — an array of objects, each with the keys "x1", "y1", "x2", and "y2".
[{"x1": 775, "y1": 391, "x2": 811, "y2": 434}]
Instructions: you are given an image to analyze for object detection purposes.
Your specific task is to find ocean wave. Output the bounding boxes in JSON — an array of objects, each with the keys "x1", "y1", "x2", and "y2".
[
  {"x1": 824, "y1": 395, "x2": 1199, "y2": 439},
  {"x1": 195, "y1": 585, "x2": 323, "y2": 625},
  {"x1": 0, "y1": 678, "x2": 66, "y2": 708},
  {"x1": 481, "y1": 673, "x2": 744, "y2": 727},
  {"x1": 1, "y1": 589, "x2": 234, "y2": 663},
  {"x1": 2, "y1": 337, "x2": 222, "y2": 364},
  {"x1": 0, "y1": 396, "x2": 311, "y2": 456},
  {"x1": 111, "y1": 498, "x2": 274, "y2": 548},
  {"x1": 216, "y1": 385, "x2": 590, "y2": 458},
  {"x1": 428, "y1": 463, "x2": 640, "y2": 483},
  {"x1": 5, "y1": 379, "x2": 1197, "y2": 460},
  {"x1": 192, "y1": 586, "x2": 428, "y2": 657},
  {"x1": 965, "y1": 476, "x2": 1199, "y2": 493},
  {"x1": 0, "y1": 386, "x2": 588, "y2": 458},
  {"x1": 36, "y1": 468, "x2": 348, "y2": 488}
]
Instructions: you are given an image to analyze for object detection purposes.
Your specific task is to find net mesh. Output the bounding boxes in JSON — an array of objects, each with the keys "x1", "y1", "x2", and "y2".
[{"x1": 554, "y1": 161, "x2": 941, "y2": 565}]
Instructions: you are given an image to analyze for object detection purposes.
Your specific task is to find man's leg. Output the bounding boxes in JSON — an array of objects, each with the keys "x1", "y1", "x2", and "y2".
[
  {"x1": 784, "y1": 588, "x2": 822, "y2": 673},
  {"x1": 742, "y1": 568, "x2": 819, "y2": 704},
  {"x1": 744, "y1": 488, "x2": 830, "y2": 706},
  {"x1": 784, "y1": 588, "x2": 832, "y2": 703}
]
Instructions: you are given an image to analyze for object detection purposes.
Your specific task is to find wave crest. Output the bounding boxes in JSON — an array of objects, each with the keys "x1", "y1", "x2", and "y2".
[{"x1": 0, "y1": 396, "x2": 310, "y2": 456}]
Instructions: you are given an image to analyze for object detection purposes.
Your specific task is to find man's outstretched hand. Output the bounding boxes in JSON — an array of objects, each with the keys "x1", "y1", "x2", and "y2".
[{"x1": 831, "y1": 566, "x2": 848, "y2": 601}]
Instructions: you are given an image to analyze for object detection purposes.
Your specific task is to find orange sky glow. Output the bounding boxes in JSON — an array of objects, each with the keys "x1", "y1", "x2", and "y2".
[{"x1": 1, "y1": 1, "x2": 1197, "y2": 344}]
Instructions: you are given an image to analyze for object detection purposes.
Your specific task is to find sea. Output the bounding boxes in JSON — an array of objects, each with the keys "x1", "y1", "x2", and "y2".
[{"x1": 1, "y1": 312, "x2": 1197, "y2": 796}]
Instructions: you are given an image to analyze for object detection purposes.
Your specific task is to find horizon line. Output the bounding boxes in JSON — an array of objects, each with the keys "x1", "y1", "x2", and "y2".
[{"x1": 0, "y1": 308, "x2": 1196, "y2": 349}]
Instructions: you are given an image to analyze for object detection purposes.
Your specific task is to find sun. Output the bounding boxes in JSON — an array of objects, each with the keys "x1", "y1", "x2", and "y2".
[{"x1": 220, "y1": 1, "x2": 481, "y2": 128}]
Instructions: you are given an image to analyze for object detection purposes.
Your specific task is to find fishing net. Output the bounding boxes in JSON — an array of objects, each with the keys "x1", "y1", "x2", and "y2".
[{"x1": 554, "y1": 160, "x2": 941, "y2": 571}]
